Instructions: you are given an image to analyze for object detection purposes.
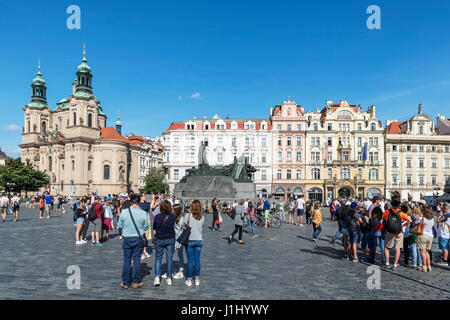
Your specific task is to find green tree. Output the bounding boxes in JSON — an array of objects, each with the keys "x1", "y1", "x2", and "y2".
[
  {"x1": 143, "y1": 167, "x2": 165, "y2": 194},
  {"x1": 0, "y1": 158, "x2": 49, "y2": 193}
]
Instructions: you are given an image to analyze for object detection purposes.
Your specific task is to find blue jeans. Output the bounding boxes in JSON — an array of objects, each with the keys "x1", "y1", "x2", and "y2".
[
  {"x1": 247, "y1": 218, "x2": 254, "y2": 235},
  {"x1": 361, "y1": 232, "x2": 372, "y2": 249},
  {"x1": 122, "y1": 237, "x2": 144, "y2": 286},
  {"x1": 154, "y1": 238, "x2": 176, "y2": 279},
  {"x1": 408, "y1": 242, "x2": 422, "y2": 266},
  {"x1": 312, "y1": 223, "x2": 322, "y2": 239},
  {"x1": 177, "y1": 244, "x2": 185, "y2": 271},
  {"x1": 370, "y1": 231, "x2": 386, "y2": 263},
  {"x1": 186, "y1": 241, "x2": 203, "y2": 280},
  {"x1": 334, "y1": 220, "x2": 342, "y2": 240}
]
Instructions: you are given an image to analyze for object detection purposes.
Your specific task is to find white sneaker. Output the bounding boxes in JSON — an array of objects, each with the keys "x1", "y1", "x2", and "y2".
[
  {"x1": 173, "y1": 271, "x2": 184, "y2": 279},
  {"x1": 76, "y1": 241, "x2": 82, "y2": 245},
  {"x1": 144, "y1": 252, "x2": 151, "y2": 258},
  {"x1": 161, "y1": 273, "x2": 167, "y2": 279},
  {"x1": 194, "y1": 279, "x2": 200, "y2": 286},
  {"x1": 185, "y1": 279, "x2": 192, "y2": 287},
  {"x1": 140, "y1": 255, "x2": 146, "y2": 261},
  {"x1": 154, "y1": 277, "x2": 160, "y2": 286},
  {"x1": 80, "y1": 240, "x2": 87, "y2": 244},
  {"x1": 166, "y1": 278, "x2": 172, "y2": 286}
]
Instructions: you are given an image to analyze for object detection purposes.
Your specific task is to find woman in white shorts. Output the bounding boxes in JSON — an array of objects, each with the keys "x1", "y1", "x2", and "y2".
[{"x1": 417, "y1": 207, "x2": 435, "y2": 272}]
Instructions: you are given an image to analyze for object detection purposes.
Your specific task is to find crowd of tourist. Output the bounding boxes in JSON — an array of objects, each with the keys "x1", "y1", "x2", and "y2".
[
  {"x1": 324, "y1": 196, "x2": 450, "y2": 270},
  {"x1": 1, "y1": 189, "x2": 448, "y2": 289}
]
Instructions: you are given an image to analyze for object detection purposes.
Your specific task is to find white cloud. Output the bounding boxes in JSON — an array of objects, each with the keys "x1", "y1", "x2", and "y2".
[
  {"x1": 190, "y1": 92, "x2": 201, "y2": 99},
  {"x1": 6, "y1": 149, "x2": 20, "y2": 155},
  {"x1": 178, "y1": 96, "x2": 183, "y2": 101},
  {"x1": 4, "y1": 124, "x2": 22, "y2": 131}
]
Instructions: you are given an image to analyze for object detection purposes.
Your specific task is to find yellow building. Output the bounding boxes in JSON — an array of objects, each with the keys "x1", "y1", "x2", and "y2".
[{"x1": 304, "y1": 100, "x2": 385, "y2": 203}]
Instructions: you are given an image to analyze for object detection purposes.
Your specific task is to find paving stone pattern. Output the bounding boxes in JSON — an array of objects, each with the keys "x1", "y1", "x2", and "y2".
[{"x1": 0, "y1": 206, "x2": 448, "y2": 299}]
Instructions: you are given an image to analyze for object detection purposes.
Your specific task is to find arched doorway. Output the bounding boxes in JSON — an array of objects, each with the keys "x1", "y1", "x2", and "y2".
[
  {"x1": 274, "y1": 187, "x2": 285, "y2": 200},
  {"x1": 308, "y1": 187, "x2": 323, "y2": 203},
  {"x1": 367, "y1": 188, "x2": 381, "y2": 199},
  {"x1": 338, "y1": 187, "x2": 353, "y2": 198},
  {"x1": 293, "y1": 187, "x2": 303, "y2": 199}
]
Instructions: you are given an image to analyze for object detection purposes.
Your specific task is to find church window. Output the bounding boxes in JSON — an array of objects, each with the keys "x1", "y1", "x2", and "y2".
[{"x1": 104, "y1": 165, "x2": 110, "y2": 180}]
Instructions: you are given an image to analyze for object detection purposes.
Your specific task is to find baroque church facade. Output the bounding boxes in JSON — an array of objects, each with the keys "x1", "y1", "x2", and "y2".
[{"x1": 19, "y1": 49, "x2": 142, "y2": 196}]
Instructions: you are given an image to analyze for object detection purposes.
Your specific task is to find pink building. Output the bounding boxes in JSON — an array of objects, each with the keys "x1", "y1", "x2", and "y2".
[{"x1": 270, "y1": 100, "x2": 306, "y2": 200}]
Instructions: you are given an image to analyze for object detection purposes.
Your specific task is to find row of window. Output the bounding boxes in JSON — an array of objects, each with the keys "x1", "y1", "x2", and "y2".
[
  {"x1": 391, "y1": 175, "x2": 440, "y2": 186},
  {"x1": 309, "y1": 168, "x2": 379, "y2": 180},
  {"x1": 391, "y1": 158, "x2": 450, "y2": 169},
  {"x1": 391, "y1": 145, "x2": 449, "y2": 152},
  {"x1": 185, "y1": 122, "x2": 268, "y2": 130},
  {"x1": 310, "y1": 136, "x2": 379, "y2": 147},
  {"x1": 169, "y1": 136, "x2": 269, "y2": 148},
  {"x1": 166, "y1": 152, "x2": 268, "y2": 164},
  {"x1": 308, "y1": 122, "x2": 378, "y2": 132},
  {"x1": 27, "y1": 113, "x2": 96, "y2": 133}
]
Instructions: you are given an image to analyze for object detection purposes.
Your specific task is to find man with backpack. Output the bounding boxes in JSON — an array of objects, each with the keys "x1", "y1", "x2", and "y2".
[
  {"x1": 0, "y1": 193, "x2": 9, "y2": 223},
  {"x1": 346, "y1": 202, "x2": 363, "y2": 262},
  {"x1": 382, "y1": 200, "x2": 412, "y2": 269},
  {"x1": 88, "y1": 196, "x2": 104, "y2": 246},
  {"x1": 10, "y1": 193, "x2": 21, "y2": 222}
]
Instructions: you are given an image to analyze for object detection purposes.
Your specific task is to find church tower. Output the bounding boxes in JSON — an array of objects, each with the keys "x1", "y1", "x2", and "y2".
[
  {"x1": 115, "y1": 111, "x2": 122, "y2": 134},
  {"x1": 75, "y1": 44, "x2": 93, "y2": 96},
  {"x1": 22, "y1": 61, "x2": 52, "y2": 144}
]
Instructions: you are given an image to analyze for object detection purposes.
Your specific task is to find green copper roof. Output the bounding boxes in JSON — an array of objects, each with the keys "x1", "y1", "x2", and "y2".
[
  {"x1": 98, "y1": 106, "x2": 105, "y2": 116},
  {"x1": 33, "y1": 71, "x2": 46, "y2": 85},
  {"x1": 77, "y1": 57, "x2": 91, "y2": 73}
]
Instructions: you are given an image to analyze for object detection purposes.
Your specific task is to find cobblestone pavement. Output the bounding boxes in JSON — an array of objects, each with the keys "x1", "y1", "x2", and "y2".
[{"x1": 0, "y1": 205, "x2": 448, "y2": 300}]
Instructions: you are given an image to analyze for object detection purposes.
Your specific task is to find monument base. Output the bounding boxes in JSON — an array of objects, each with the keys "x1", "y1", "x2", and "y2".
[{"x1": 173, "y1": 175, "x2": 256, "y2": 201}]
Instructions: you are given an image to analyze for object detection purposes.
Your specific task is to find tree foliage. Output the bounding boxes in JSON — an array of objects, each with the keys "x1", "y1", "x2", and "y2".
[
  {"x1": 143, "y1": 167, "x2": 165, "y2": 194},
  {"x1": 0, "y1": 158, "x2": 49, "y2": 193}
]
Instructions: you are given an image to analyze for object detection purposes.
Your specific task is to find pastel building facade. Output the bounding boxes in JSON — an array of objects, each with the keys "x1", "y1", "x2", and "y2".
[{"x1": 162, "y1": 115, "x2": 272, "y2": 197}]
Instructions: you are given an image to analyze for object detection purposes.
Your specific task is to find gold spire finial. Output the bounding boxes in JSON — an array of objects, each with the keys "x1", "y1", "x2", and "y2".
[
  {"x1": 83, "y1": 43, "x2": 86, "y2": 59},
  {"x1": 38, "y1": 59, "x2": 41, "y2": 72}
]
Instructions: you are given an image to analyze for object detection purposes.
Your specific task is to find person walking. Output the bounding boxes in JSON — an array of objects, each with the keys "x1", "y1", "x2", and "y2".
[
  {"x1": 311, "y1": 202, "x2": 322, "y2": 242},
  {"x1": 369, "y1": 206, "x2": 386, "y2": 264},
  {"x1": 173, "y1": 203, "x2": 186, "y2": 280},
  {"x1": 184, "y1": 200, "x2": 205, "y2": 287},
  {"x1": 347, "y1": 202, "x2": 363, "y2": 262},
  {"x1": 278, "y1": 199, "x2": 286, "y2": 222},
  {"x1": 436, "y1": 205, "x2": 449, "y2": 266},
  {"x1": 247, "y1": 201, "x2": 255, "y2": 236},
  {"x1": 75, "y1": 200, "x2": 87, "y2": 245},
  {"x1": 101, "y1": 200, "x2": 113, "y2": 242},
  {"x1": 90, "y1": 196, "x2": 104, "y2": 246},
  {"x1": 45, "y1": 193, "x2": 52, "y2": 219},
  {"x1": 211, "y1": 198, "x2": 220, "y2": 231},
  {"x1": 228, "y1": 199, "x2": 245, "y2": 244},
  {"x1": 263, "y1": 198, "x2": 271, "y2": 228},
  {"x1": 383, "y1": 200, "x2": 412, "y2": 269},
  {"x1": 288, "y1": 199, "x2": 295, "y2": 225},
  {"x1": 417, "y1": 206, "x2": 435, "y2": 272},
  {"x1": 0, "y1": 193, "x2": 8, "y2": 223},
  {"x1": 139, "y1": 193, "x2": 152, "y2": 260},
  {"x1": 118, "y1": 194, "x2": 149, "y2": 289},
  {"x1": 39, "y1": 195, "x2": 45, "y2": 219},
  {"x1": 296, "y1": 194, "x2": 305, "y2": 227},
  {"x1": 11, "y1": 193, "x2": 21, "y2": 222},
  {"x1": 153, "y1": 200, "x2": 176, "y2": 286}
]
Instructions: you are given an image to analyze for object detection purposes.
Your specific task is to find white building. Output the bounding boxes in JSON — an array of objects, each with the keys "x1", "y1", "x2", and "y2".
[
  {"x1": 162, "y1": 115, "x2": 272, "y2": 197},
  {"x1": 136, "y1": 136, "x2": 164, "y2": 191},
  {"x1": 385, "y1": 105, "x2": 450, "y2": 201}
]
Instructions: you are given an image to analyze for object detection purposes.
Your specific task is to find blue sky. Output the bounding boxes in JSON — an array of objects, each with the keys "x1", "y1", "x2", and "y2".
[{"x1": 1, "y1": 0, "x2": 450, "y2": 156}]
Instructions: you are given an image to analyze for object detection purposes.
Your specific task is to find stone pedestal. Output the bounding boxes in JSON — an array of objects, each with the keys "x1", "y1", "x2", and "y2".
[{"x1": 173, "y1": 175, "x2": 256, "y2": 201}]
